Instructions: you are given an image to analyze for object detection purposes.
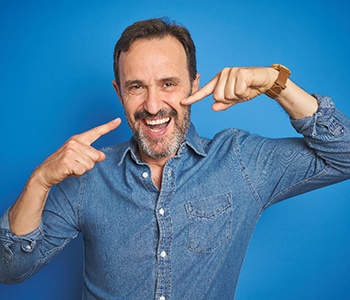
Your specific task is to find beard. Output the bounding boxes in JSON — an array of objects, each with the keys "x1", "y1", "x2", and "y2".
[{"x1": 126, "y1": 106, "x2": 191, "y2": 159}]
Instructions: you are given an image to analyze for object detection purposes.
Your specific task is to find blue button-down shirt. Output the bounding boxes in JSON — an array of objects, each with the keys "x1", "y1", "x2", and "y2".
[{"x1": 1, "y1": 95, "x2": 350, "y2": 299}]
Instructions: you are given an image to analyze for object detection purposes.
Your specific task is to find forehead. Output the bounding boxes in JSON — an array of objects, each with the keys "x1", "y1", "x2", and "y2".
[{"x1": 118, "y1": 36, "x2": 188, "y2": 81}]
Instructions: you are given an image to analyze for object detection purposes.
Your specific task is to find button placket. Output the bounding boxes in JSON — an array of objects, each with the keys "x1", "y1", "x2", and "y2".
[{"x1": 154, "y1": 160, "x2": 179, "y2": 300}]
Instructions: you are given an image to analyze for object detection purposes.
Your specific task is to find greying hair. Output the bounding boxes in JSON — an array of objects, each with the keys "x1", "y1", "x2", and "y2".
[{"x1": 113, "y1": 18, "x2": 197, "y2": 88}]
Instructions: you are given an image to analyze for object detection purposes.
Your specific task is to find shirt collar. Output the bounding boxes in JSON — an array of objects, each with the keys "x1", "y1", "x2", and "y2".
[
  {"x1": 180, "y1": 122, "x2": 207, "y2": 157},
  {"x1": 117, "y1": 122, "x2": 207, "y2": 166}
]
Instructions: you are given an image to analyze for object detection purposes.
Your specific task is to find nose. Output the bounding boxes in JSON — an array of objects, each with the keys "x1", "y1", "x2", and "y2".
[{"x1": 143, "y1": 86, "x2": 163, "y2": 115}]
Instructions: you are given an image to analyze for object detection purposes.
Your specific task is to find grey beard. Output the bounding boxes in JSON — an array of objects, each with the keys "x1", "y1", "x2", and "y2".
[{"x1": 130, "y1": 106, "x2": 191, "y2": 159}]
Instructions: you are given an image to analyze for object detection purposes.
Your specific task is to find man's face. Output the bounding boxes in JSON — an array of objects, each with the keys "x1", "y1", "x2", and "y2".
[{"x1": 113, "y1": 36, "x2": 199, "y2": 160}]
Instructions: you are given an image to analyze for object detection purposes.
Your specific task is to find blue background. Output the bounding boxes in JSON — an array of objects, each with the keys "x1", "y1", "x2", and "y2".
[{"x1": 1, "y1": 0, "x2": 349, "y2": 299}]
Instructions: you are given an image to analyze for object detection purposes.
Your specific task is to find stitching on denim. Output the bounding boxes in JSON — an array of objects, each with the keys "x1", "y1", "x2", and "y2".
[
  {"x1": 155, "y1": 188, "x2": 174, "y2": 298},
  {"x1": 166, "y1": 208, "x2": 173, "y2": 299},
  {"x1": 185, "y1": 192, "x2": 233, "y2": 253},
  {"x1": 311, "y1": 112, "x2": 319, "y2": 138},
  {"x1": 77, "y1": 173, "x2": 86, "y2": 230},
  {"x1": 185, "y1": 192, "x2": 232, "y2": 218},
  {"x1": 80, "y1": 175, "x2": 87, "y2": 287},
  {"x1": 7, "y1": 228, "x2": 80, "y2": 282},
  {"x1": 2, "y1": 241, "x2": 13, "y2": 263},
  {"x1": 44, "y1": 232, "x2": 79, "y2": 257},
  {"x1": 233, "y1": 132, "x2": 263, "y2": 208},
  {"x1": 24, "y1": 232, "x2": 79, "y2": 281}
]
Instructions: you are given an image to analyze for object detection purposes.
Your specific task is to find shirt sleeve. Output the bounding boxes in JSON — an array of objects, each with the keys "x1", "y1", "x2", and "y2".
[
  {"x1": 237, "y1": 94, "x2": 350, "y2": 209},
  {"x1": 291, "y1": 94, "x2": 349, "y2": 170},
  {"x1": 0, "y1": 208, "x2": 45, "y2": 284},
  {"x1": 0, "y1": 176, "x2": 82, "y2": 284}
]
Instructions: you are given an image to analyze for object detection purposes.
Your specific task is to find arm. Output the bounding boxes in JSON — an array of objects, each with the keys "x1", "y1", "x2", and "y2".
[
  {"x1": 237, "y1": 94, "x2": 350, "y2": 208},
  {"x1": 182, "y1": 66, "x2": 350, "y2": 205},
  {"x1": 0, "y1": 118, "x2": 121, "y2": 283},
  {"x1": 181, "y1": 66, "x2": 318, "y2": 119}
]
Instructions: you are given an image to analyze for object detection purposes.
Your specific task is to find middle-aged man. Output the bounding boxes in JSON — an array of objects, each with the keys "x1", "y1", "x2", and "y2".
[{"x1": 1, "y1": 18, "x2": 350, "y2": 299}]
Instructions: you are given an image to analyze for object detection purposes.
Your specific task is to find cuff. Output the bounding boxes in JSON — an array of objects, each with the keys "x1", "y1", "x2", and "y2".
[
  {"x1": 0, "y1": 208, "x2": 11, "y2": 230},
  {"x1": 0, "y1": 208, "x2": 43, "y2": 241},
  {"x1": 291, "y1": 94, "x2": 344, "y2": 138}
]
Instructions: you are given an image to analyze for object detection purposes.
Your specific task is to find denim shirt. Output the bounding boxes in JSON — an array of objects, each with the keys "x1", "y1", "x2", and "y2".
[{"x1": 1, "y1": 95, "x2": 350, "y2": 299}]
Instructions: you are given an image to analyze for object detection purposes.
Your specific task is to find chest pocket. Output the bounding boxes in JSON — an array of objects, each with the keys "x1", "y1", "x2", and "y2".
[{"x1": 184, "y1": 192, "x2": 233, "y2": 254}]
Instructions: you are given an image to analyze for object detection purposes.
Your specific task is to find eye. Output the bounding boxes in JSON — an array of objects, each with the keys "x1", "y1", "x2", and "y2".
[
  {"x1": 127, "y1": 84, "x2": 144, "y2": 95},
  {"x1": 163, "y1": 81, "x2": 176, "y2": 90}
]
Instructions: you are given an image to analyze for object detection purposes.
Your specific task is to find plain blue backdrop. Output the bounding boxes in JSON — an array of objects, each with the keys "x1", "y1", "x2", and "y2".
[{"x1": 1, "y1": 1, "x2": 349, "y2": 299}]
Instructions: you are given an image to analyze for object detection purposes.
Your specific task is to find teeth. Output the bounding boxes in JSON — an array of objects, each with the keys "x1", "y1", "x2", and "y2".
[{"x1": 145, "y1": 117, "x2": 170, "y2": 126}]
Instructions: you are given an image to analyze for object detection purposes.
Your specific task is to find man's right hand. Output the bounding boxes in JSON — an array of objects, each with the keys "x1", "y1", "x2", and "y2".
[
  {"x1": 37, "y1": 118, "x2": 122, "y2": 191},
  {"x1": 9, "y1": 118, "x2": 121, "y2": 235}
]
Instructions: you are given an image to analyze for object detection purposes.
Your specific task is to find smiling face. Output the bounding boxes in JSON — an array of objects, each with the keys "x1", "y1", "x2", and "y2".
[{"x1": 113, "y1": 36, "x2": 199, "y2": 162}]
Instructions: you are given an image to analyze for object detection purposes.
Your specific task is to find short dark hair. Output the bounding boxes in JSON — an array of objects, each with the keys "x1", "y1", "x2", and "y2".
[{"x1": 113, "y1": 18, "x2": 197, "y2": 88}]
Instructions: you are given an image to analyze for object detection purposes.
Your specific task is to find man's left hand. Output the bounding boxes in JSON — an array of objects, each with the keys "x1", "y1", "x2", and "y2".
[{"x1": 181, "y1": 67, "x2": 276, "y2": 111}]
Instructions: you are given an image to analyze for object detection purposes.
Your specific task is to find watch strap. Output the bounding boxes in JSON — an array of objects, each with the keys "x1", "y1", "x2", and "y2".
[{"x1": 265, "y1": 64, "x2": 291, "y2": 99}]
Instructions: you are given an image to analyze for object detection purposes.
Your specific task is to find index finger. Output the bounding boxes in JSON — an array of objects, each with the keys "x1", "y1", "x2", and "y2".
[
  {"x1": 76, "y1": 117, "x2": 122, "y2": 145},
  {"x1": 181, "y1": 75, "x2": 219, "y2": 105}
]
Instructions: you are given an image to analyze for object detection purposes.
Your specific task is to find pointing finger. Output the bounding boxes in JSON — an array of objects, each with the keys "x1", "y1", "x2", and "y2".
[
  {"x1": 181, "y1": 75, "x2": 219, "y2": 105},
  {"x1": 75, "y1": 118, "x2": 122, "y2": 145}
]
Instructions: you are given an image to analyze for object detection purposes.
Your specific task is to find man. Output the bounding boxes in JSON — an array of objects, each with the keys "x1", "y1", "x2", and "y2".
[{"x1": 1, "y1": 18, "x2": 349, "y2": 299}]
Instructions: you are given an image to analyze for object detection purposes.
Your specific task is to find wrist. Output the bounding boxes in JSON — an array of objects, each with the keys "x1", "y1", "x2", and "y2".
[
  {"x1": 31, "y1": 165, "x2": 54, "y2": 192},
  {"x1": 265, "y1": 67, "x2": 278, "y2": 90},
  {"x1": 9, "y1": 169, "x2": 51, "y2": 235},
  {"x1": 265, "y1": 64, "x2": 291, "y2": 99}
]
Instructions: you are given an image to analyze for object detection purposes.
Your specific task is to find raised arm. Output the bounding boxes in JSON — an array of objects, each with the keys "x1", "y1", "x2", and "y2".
[
  {"x1": 9, "y1": 118, "x2": 121, "y2": 235},
  {"x1": 183, "y1": 65, "x2": 350, "y2": 207},
  {"x1": 182, "y1": 65, "x2": 318, "y2": 120}
]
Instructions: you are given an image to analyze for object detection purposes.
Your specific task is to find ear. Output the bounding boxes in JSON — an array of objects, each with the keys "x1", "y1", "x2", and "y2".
[
  {"x1": 191, "y1": 73, "x2": 201, "y2": 94},
  {"x1": 112, "y1": 80, "x2": 123, "y2": 105}
]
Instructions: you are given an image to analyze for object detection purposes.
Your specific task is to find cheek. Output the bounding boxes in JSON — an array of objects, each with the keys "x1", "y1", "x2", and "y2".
[
  {"x1": 122, "y1": 96, "x2": 142, "y2": 115},
  {"x1": 166, "y1": 91, "x2": 189, "y2": 108}
]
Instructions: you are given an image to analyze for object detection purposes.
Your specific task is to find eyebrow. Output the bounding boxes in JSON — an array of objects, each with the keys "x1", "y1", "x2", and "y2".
[
  {"x1": 159, "y1": 77, "x2": 181, "y2": 84},
  {"x1": 124, "y1": 80, "x2": 144, "y2": 88},
  {"x1": 124, "y1": 77, "x2": 182, "y2": 88}
]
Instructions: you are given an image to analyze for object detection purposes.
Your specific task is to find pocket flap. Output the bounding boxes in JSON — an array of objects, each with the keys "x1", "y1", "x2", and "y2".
[{"x1": 185, "y1": 193, "x2": 232, "y2": 219}]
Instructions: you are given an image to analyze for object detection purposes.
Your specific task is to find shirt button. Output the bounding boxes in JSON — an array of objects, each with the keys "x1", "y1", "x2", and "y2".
[
  {"x1": 159, "y1": 208, "x2": 165, "y2": 215},
  {"x1": 160, "y1": 251, "x2": 167, "y2": 258},
  {"x1": 160, "y1": 296, "x2": 165, "y2": 300},
  {"x1": 141, "y1": 172, "x2": 149, "y2": 179}
]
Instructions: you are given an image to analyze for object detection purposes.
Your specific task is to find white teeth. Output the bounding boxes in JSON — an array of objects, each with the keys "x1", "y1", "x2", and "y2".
[{"x1": 146, "y1": 117, "x2": 170, "y2": 126}]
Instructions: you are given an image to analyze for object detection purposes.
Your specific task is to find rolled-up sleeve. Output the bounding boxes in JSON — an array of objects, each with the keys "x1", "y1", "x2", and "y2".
[
  {"x1": 0, "y1": 208, "x2": 46, "y2": 284},
  {"x1": 0, "y1": 175, "x2": 81, "y2": 284},
  {"x1": 292, "y1": 94, "x2": 350, "y2": 173},
  {"x1": 231, "y1": 94, "x2": 350, "y2": 209}
]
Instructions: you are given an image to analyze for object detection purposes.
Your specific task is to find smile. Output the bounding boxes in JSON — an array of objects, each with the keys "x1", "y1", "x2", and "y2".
[{"x1": 145, "y1": 117, "x2": 171, "y2": 132}]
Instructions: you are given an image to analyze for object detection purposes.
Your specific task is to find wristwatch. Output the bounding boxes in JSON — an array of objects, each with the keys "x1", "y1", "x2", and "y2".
[{"x1": 265, "y1": 64, "x2": 291, "y2": 99}]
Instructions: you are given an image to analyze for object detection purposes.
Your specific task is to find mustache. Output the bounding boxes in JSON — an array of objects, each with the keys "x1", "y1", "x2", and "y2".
[{"x1": 134, "y1": 108, "x2": 178, "y2": 120}]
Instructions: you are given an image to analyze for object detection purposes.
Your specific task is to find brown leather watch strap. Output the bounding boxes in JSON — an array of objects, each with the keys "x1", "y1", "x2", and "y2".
[{"x1": 265, "y1": 64, "x2": 291, "y2": 99}]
